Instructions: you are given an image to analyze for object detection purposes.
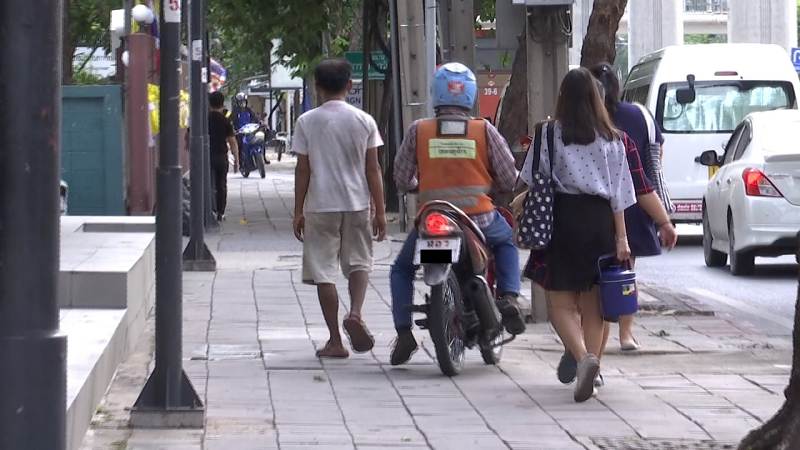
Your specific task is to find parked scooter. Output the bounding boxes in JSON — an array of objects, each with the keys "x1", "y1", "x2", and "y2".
[
  {"x1": 411, "y1": 200, "x2": 515, "y2": 376},
  {"x1": 237, "y1": 123, "x2": 266, "y2": 179}
]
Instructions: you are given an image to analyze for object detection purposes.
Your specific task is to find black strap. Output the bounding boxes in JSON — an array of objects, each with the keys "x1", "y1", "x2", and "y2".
[
  {"x1": 546, "y1": 120, "x2": 556, "y2": 172},
  {"x1": 531, "y1": 121, "x2": 545, "y2": 172}
]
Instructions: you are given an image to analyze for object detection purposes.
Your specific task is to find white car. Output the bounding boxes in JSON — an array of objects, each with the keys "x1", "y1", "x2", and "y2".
[{"x1": 700, "y1": 110, "x2": 800, "y2": 275}]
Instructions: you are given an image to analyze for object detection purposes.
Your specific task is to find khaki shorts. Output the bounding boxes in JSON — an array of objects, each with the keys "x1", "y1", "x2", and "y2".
[{"x1": 302, "y1": 210, "x2": 373, "y2": 285}]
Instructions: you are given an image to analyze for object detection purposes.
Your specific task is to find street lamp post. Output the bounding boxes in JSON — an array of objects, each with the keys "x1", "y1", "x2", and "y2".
[
  {"x1": 183, "y1": 0, "x2": 216, "y2": 271},
  {"x1": 0, "y1": 1, "x2": 67, "y2": 449},
  {"x1": 131, "y1": 0, "x2": 205, "y2": 428}
]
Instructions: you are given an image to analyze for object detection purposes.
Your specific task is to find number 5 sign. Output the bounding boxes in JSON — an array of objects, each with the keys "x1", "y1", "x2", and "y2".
[{"x1": 164, "y1": 0, "x2": 181, "y2": 23}]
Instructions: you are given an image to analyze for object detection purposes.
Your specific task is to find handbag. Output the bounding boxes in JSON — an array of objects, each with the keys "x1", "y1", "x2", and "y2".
[
  {"x1": 515, "y1": 120, "x2": 555, "y2": 250},
  {"x1": 634, "y1": 103, "x2": 675, "y2": 214}
]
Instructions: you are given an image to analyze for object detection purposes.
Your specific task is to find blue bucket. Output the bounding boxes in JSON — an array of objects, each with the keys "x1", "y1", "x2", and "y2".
[{"x1": 597, "y1": 255, "x2": 638, "y2": 323}]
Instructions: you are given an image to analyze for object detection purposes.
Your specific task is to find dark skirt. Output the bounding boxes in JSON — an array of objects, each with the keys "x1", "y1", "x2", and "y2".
[
  {"x1": 525, "y1": 193, "x2": 615, "y2": 291},
  {"x1": 625, "y1": 204, "x2": 661, "y2": 257}
]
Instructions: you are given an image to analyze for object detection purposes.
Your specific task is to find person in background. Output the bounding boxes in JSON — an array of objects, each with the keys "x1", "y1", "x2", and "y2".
[
  {"x1": 208, "y1": 91, "x2": 239, "y2": 221},
  {"x1": 389, "y1": 62, "x2": 526, "y2": 367},
  {"x1": 522, "y1": 68, "x2": 635, "y2": 403},
  {"x1": 293, "y1": 58, "x2": 387, "y2": 359},
  {"x1": 591, "y1": 63, "x2": 678, "y2": 355},
  {"x1": 231, "y1": 92, "x2": 258, "y2": 166}
]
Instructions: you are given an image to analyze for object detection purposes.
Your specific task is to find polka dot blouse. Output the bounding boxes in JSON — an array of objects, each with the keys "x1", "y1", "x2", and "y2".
[{"x1": 521, "y1": 121, "x2": 636, "y2": 213}]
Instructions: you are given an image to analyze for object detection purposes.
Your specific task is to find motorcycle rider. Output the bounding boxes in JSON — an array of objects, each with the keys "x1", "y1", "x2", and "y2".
[
  {"x1": 231, "y1": 92, "x2": 266, "y2": 166},
  {"x1": 390, "y1": 62, "x2": 526, "y2": 366}
]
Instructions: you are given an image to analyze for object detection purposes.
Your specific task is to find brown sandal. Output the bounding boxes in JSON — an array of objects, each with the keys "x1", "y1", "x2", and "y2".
[{"x1": 343, "y1": 314, "x2": 375, "y2": 353}]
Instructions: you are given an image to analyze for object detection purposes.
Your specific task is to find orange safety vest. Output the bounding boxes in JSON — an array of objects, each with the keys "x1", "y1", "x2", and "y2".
[{"x1": 416, "y1": 118, "x2": 494, "y2": 216}]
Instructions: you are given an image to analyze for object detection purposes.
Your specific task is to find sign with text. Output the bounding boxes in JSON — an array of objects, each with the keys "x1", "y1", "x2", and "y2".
[
  {"x1": 346, "y1": 80, "x2": 363, "y2": 109},
  {"x1": 345, "y1": 52, "x2": 388, "y2": 81}
]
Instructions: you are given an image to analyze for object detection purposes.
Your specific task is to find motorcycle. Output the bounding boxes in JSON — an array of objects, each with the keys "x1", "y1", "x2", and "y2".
[
  {"x1": 412, "y1": 200, "x2": 515, "y2": 376},
  {"x1": 237, "y1": 123, "x2": 266, "y2": 179}
]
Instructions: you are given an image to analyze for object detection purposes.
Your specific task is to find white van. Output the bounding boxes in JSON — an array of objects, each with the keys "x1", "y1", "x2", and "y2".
[{"x1": 622, "y1": 44, "x2": 800, "y2": 222}]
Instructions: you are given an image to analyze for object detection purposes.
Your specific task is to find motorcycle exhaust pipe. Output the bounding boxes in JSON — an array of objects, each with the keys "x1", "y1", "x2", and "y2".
[{"x1": 466, "y1": 276, "x2": 501, "y2": 333}]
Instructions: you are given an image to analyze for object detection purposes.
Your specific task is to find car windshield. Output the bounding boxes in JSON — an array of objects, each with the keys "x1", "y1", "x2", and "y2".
[{"x1": 659, "y1": 81, "x2": 793, "y2": 133}]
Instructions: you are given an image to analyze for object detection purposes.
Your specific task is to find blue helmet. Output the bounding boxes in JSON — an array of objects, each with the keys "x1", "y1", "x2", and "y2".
[{"x1": 431, "y1": 62, "x2": 477, "y2": 110}]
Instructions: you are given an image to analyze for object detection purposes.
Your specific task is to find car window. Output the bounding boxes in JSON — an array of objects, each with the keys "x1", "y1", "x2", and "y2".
[
  {"x1": 723, "y1": 125, "x2": 744, "y2": 165},
  {"x1": 658, "y1": 81, "x2": 793, "y2": 133},
  {"x1": 623, "y1": 85, "x2": 650, "y2": 105},
  {"x1": 733, "y1": 122, "x2": 751, "y2": 161}
]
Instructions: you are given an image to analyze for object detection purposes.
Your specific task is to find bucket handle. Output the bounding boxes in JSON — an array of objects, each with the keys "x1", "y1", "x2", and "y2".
[{"x1": 597, "y1": 253, "x2": 632, "y2": 274}]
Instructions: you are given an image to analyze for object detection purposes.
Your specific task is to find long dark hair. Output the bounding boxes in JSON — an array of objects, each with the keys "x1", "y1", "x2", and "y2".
[
  {"x1": 590, "y1": 62, "x2": 621, "y2": 115},
  {"x1": 555, "y1": 67, "x2": 619, "y2": 146}
]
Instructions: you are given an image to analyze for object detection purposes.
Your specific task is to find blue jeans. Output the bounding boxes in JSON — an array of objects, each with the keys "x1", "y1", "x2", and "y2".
[{"x1": 390, "y1": 211, "x2": 521, "y2": 330}]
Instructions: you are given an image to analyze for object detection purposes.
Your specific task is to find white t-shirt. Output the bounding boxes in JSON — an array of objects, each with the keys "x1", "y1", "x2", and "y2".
[{"x1": 293, "y1": 100, "x2": 384, "y2": 213}]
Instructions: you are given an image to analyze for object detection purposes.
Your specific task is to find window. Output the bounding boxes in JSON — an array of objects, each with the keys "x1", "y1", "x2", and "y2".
[
  {"x1": 657, "y1": 81, "x2": 794, "y2": 133},
  {"x1": 732, "y1": 123, "x2": 751, "y2": 161},
  {"x1": 722, "y1": 124, "x2": 744, "y2": 165},
  {"x1": 684, "y1": 0, "x2": 728, "y2": 13},
  {"x1": 623, "y1": 85, "x2": 650, "y2": 105}
]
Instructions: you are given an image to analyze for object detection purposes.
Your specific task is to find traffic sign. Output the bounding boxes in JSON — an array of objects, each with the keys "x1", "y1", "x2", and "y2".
[
  {"x1": 345, "y1": 51, "x2": 388, "y2": 80},
  {"x1": 791, "y1": 48, "x2": 800, "y2": 72}
]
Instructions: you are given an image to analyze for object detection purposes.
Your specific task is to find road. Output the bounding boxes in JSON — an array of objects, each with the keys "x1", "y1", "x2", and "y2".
[{"x1": 637, "y1": 225, "x2": 798, "y2": 331}]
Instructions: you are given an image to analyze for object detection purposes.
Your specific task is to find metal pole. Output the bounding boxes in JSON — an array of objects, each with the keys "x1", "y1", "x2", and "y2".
[
  {"x1": 131, "y1": 0, "x2": 204, "y2": 427},
  {"x1": 203, "y1": 31, "x2": 218, "y2": 230},
  {"x1": 124, "y1": 0, "x2": 133, "y2": 37},
  {"x1": 182, "y1": 0, "x2": 216, "y2": 271},
  {"x1": 389, "y1": 0, "x2": 406, "y2": 231},
  {"x1": 425, "y1": 0, "x2": 437, "y2": 117},
  {"x1": 0, "y1": 2, "x2": 67, "y2": 449}
]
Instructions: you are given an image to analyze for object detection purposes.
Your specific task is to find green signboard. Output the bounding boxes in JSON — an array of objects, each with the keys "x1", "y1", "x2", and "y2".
[{"x1": 345, "y1": 51, "x2": 388, "y2": 80}]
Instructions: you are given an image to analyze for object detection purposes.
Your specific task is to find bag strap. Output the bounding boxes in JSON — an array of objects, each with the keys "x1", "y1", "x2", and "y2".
[
  {"x1": 546, "y1": 120, "x2": 556, "y2": 173},
  {"x1": 634, "y1": 103, "x2": 657, "y2": 145},
  {"x1": 532, "y1": 121, "x2": 545, "y2": 172}
]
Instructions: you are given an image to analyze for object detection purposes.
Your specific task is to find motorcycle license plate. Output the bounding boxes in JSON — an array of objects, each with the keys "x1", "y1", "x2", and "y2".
[{"x1": 413, "y1": 238, "x2": 461, "y2": 265}]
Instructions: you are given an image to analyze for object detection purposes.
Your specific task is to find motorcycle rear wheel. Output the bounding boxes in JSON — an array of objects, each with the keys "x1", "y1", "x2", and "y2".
[{"x1": 428, "y1": 271, "x2": 465, "y2": 376}]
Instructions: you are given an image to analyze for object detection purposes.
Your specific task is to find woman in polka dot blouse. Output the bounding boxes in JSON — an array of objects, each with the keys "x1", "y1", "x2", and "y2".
[{"x1": 521, "y1": 68, "x2": 635, "y2": 403}]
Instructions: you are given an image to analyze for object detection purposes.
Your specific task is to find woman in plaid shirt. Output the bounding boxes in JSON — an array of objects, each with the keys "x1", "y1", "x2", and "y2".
[{"x1": 547, "y1": 66, "x2": 680, "y2": 393}]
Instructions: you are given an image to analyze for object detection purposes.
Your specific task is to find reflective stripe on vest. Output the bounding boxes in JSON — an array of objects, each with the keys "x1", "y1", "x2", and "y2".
[{"x1": 416, "y1": 118, "x2": 494, "y2": 215}]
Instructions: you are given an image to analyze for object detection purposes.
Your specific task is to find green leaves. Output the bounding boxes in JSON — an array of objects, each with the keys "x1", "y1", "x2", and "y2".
[
  {"x1": 208, "y1": 0, "x2": 360, "y2": 87},
  {"x1": 69, "y1": 0, "x2": 114, "y2": 50}
]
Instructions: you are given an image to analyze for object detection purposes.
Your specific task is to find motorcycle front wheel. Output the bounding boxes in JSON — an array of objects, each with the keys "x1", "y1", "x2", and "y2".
[
  {"x1": 256, "y1": 154, "x2": 266, "y2": 178},
  {"x1": 428, "y1": 271, "x2": 465, "y2": 376}
]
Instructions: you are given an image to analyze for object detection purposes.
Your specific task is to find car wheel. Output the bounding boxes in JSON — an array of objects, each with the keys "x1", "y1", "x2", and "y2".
[
  {"x1": 728, "y1": 216, "x2": 754, "y2": 276},
  {"x1": 703, "y1": 208, "x2": 726, "y2": 267}
]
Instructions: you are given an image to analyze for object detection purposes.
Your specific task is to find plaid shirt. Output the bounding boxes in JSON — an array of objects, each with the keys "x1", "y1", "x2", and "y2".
[
  {"x1": 394, "y1": 108, "x2": 518, "y2": 227},
  {"x1": 622, "y1": 132, "x2": 654, "y2": 196}
]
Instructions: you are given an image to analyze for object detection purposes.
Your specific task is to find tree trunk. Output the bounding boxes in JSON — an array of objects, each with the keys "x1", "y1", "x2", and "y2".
[
  {"x1": 739, "y1": 238, "x2": 800, "y2": 449},
  {"x1": 62, "y1": 0, "x2": 74, "y2": 84},
  {"x1": 496, "y1": 32, "x2": 527, "y2": 169},
  {"x1": 579, "y1": 0, "x2": 628, "y2": 68}
]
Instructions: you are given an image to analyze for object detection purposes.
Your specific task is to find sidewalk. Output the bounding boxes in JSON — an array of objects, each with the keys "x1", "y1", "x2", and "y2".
[{"x1": 81, "y1": 162, "x2": 791, "y2": 450}]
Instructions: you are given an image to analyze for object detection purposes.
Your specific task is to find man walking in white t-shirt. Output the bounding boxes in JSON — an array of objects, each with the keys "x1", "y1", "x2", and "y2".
[{"x1": 293, "y1": 58, "x2": 387, "y2": 358}]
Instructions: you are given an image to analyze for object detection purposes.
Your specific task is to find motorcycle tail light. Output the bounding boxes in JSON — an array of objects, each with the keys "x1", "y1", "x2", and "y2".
[
  {"x1": 743, "y1": 168, "x2": 782, "y2": 198},
  {"x1": 423, "y1": 212, "x2": 456, "y2": 236}
]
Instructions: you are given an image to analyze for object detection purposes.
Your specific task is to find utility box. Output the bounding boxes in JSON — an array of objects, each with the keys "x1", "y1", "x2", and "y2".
[{"x1": 512, "y1": 0, "x2": 573, "y2": 5}]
